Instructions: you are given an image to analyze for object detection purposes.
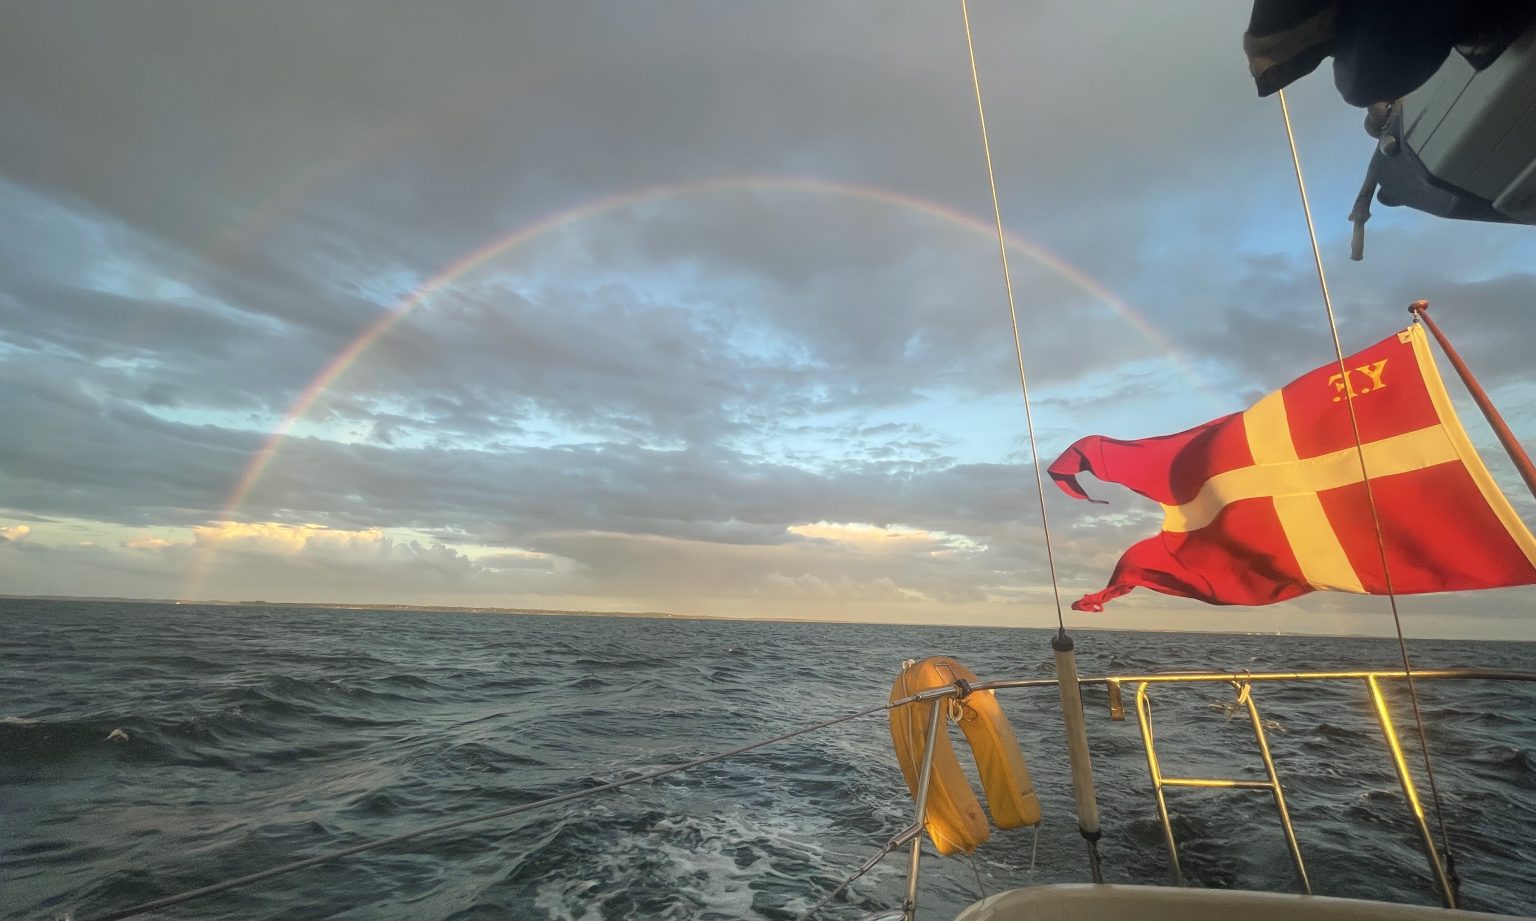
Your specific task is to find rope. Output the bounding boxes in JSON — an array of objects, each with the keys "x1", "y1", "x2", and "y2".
[
  {"x1": 967, "y1": 852, "x2": 990, "y2": 902},
  {"x1": 1275, "y1": 88, "x2": 1460, "y2": 897},
  {"x1": 960, "y1": 0, "x2": 1067, "y2": 632},
  {"x1": 81, "y1": 701, "x2": 896, "y2": 921},
  {"x1": 1027, "y1": 822, "x2": 1040, "y2": 881}
]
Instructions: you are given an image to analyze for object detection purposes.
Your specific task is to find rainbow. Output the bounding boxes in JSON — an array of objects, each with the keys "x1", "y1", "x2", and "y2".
[{"x1": 184, "y1": 175, "x2": 1201, "y2": 597}]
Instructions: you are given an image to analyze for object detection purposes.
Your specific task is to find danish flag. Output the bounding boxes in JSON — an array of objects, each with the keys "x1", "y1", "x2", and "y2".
[{"x1": 1049, "y1": 324, "x2": 1536, "y2": 611}]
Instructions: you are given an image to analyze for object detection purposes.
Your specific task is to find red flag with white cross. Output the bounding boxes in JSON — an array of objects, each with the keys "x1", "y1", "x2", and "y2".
[{"x1": 1048, "y1": 324, "x2": 1536, "y2": 611}]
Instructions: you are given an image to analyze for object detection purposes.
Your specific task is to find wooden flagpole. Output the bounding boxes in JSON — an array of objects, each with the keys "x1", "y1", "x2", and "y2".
[{"x1": 1409, "y1": 299, "x2": 1536, "y2": 502}]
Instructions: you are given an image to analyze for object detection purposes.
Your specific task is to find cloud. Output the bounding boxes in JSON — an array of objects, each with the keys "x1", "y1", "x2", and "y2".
[
  {"x1": 787, "y1": 521, "x2": 984, "y2": 555},
  {"x1": 191, "y1": 521, "x2": 386, "y2": 555},
  {"x1": 473, "y1": 549, "x2": 558, "y2": 572},
  {"x1": 1, "y1": 525, "x2": 31, "y2": 542},
  {"x1": 763, "y1": 572, "x2": 927, "y2": 603},
  {"x1": 1, "y1": 2, "x2": 1533, "y2": 637}
]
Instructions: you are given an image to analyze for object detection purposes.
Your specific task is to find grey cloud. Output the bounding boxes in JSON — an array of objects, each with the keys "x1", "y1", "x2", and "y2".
[
  {"x1": 0, "y1": 2, "x2": 1326, "y2": 297},
  {"x1": 3, "y1": 1, "x2": 1533, "y2": 634},
  {"x1": 3, "y1": 283, "x2": 257, "y2": 364}
]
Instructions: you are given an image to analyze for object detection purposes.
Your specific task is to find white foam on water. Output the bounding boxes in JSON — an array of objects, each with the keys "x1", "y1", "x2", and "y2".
[
  {"x1": 531, "y1": 878, "x2": 606, "y2": 921},
  {"x1": 529, "y1": 803, "x2": 898, "y2": 920}
]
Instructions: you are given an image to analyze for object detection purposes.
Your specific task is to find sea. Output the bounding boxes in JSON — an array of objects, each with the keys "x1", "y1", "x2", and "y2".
[{"x1": 4, "y1": 598, "x2": 1536, "y2": 921}]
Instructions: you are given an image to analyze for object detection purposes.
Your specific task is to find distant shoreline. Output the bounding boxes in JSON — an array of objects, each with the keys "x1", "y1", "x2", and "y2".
[
  {"x1": 3, "y1": 593, "x2": 1526, "y2": 643},
  {"x1": 0, "y1": 593, "x2": 893, "y2": 626},
  {"x1": 0, "y1": 592, "x2": 723, "y2": 621}
]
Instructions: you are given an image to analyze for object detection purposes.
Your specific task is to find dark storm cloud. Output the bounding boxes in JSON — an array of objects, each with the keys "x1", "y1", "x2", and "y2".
[
  {"x1": 0, "y1": 2, "x2": 962, "y2": 259},
  {"x1": 0, "y1": 1, "x2": 1327, "y2": 288}
]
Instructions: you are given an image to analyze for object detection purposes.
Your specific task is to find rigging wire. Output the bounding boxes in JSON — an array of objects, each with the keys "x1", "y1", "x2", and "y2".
[
  {"x1": 794, "y1": 826, "x2": 919, "y2": 921},
  {"x1": 80, "y1": 701, "x2": 897, "y2": 921},
  {"x1": 1275, "y1": 88, "x2": 1460, "y2": 898},
  {"x1": 961, "y1": 0, "x2": 1067, "y2": 633}
]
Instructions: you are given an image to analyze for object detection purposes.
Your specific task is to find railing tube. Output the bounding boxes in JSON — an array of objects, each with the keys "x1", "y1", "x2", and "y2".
[
  {"x1": 1134, "y1": 682, "x2": 1183, "y2": 885},
  {"x1": 903, "y1": 691, "x2": 947, "y2": 920},
  {"x1": 1240, "y1": 688, "x2": 1310, "y2": 893},
  {"x1": 973, "y1": 666, "x2": 1536, "y2": 693},
  {"x1": 1366, "y1": 676, "x2": 1457, "y2": 908}
]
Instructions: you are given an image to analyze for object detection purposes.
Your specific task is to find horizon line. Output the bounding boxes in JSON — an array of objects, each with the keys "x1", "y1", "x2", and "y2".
[{"x1": 2, "y1": 592, "x2": 1527, "y2": 643}]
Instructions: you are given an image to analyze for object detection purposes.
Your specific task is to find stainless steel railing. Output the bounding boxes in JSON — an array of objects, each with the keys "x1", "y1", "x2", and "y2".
[
  {"x1": 1132, "y1": 678, "x2": 1309, "y2": 893},
  {"x1": 867, "y1": 667, "x2": 1536, "y2": 920}
]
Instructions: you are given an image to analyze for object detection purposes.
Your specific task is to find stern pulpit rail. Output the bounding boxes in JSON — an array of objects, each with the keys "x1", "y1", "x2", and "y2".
[{"x1": 893, "y1": 667, "x2": 1536, "y2": 919}]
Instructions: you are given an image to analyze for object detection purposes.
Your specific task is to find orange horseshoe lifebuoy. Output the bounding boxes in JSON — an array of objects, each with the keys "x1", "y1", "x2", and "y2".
[{"x1": 888, "y1": 656, "x2": 1040, "y2": 855}]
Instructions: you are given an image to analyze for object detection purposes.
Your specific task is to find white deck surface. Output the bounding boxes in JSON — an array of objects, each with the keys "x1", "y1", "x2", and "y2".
[{"x1": 954, "y1": 884, "x2": 1530, "y2": 921}]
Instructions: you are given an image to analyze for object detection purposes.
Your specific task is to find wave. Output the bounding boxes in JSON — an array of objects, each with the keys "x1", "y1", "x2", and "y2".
[{"x1": 6, "y1": 601, "x2": 1536, "y2": 921}]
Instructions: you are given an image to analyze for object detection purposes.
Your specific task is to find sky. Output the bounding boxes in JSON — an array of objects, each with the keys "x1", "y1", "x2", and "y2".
[{"x1": 1, "y1": 1, "x2": 1534, "y2": 639}]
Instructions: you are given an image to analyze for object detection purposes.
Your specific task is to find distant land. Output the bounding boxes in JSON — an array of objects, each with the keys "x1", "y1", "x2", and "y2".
[
  {"x1": 0, "y1": 592, "x2": 1480, "y2": 641},
  {"x1": 0, "y1": 593, "x2": 729, "y2": 621},
  {"x1": 0, "y1": 593, "x2": 919, "y2": 626}
]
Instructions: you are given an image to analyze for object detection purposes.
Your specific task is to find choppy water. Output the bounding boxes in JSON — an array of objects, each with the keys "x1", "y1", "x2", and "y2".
[{"x1": 3, "y1": 599, "x2": 1535, "y2": 920}]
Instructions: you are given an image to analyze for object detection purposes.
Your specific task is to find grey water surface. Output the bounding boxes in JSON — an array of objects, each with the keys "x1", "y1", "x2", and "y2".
[{"x1": 4, "y1": 599, "x2": 1535, "y2": 920}]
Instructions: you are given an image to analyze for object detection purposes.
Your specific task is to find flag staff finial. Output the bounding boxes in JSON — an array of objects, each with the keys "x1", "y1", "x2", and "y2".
[{"x1": 1409, "y1": 300, "x2": 1536, "y2": 502}]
